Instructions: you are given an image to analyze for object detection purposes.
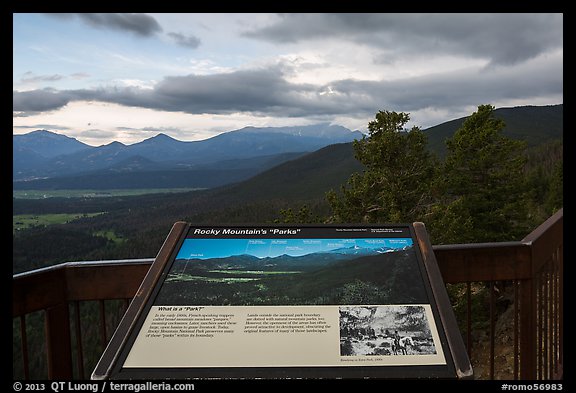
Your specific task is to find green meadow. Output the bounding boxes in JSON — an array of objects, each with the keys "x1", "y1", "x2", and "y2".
[
  {"x1": 13, "y1": 213, "x2": 104, "y2": 232},
  {"x1": 12, "y1": 188, "x2": 202, "y2": 199}
]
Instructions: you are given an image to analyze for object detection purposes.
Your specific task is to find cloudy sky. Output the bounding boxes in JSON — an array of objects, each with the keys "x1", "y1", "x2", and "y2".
[{"x1": 13, "y1": 13, "x2": 563, "y2": 146}]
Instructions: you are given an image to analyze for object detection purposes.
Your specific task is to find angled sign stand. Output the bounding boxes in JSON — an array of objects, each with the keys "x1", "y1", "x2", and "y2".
[{"x1": 92, "y1": 222, "x2": 472, "y2": 380}]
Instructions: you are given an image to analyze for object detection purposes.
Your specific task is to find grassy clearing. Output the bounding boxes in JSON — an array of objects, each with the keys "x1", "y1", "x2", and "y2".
[
  {"x1": 165, "y1": 274, "x2": 258, "y2": 283},
  {"x1": 93, "y1": 230, "x2": 125, "y2": 244},
  {"x1": 12, "y1": 188, "x2": 204, "y2": 199},
  {"x1": 13, "y1": 213, "x2": 104, "y2": 232}
]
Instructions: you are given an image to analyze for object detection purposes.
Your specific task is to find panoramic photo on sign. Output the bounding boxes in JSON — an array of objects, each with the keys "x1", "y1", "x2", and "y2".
[{"x1": 112, "y1": 224, "x2": 454, "y2": 376}]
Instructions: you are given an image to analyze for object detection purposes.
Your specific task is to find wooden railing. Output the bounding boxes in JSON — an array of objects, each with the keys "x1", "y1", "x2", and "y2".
[
  {"x1": 12, "y1": 259, "x2": 153, "y2": 379},
  {"x1": 12, "y1": 209, "x2": 563, "y2": 380},
  {"x1": 433, "y1": 208, "x2": 563, "y2": 380}
]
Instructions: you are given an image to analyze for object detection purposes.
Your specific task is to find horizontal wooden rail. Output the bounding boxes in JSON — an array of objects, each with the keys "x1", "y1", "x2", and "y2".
[
  {"x1": 433, "y1": 241, "x2": 531, "y2": 283},
  {"x1": 13, "y1": 259, "x2": 154, "y2": 318}
]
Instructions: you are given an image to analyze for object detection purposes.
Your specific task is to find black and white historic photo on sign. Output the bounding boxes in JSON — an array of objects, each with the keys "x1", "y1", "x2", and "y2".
[{"x1": 339, "y1": 305, "x2": 438, "y2": 357}]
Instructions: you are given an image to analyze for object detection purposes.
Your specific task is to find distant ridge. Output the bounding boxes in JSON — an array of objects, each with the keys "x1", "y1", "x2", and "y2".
[
  {"x1": 210, "y1": 104, "x2": 563, "y2": 204},
  {"x1": 219, "y1": 142, "x2": 363, "y2": 202},
  {"x1": 424, "y1": 104, "x2": 563, "y2": 156}
]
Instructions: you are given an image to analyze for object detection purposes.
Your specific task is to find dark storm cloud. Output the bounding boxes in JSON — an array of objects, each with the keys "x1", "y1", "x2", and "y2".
[
  {"x1": 152, "y1": 67, "x2": 307, "y2": 113},
  {"x1": 12, "y1": 67, "x2": 296, "y2": 114},
  {"x1": 13, "y1": 89, "x2": 74, "y2": 112},
  {"x1": 167, "y1": 32, "x2": 201, "y2": 49},
  {"x1": 13, "y1": 56, "x2": 562, "y2": 119},
  {"x1": 45, "y1": 13, "x2": 163, "y2": 37},
  {"x1": 12, "y1": 67, "x2": 330, "y2": 116},
  {"x1": 243, "y1": 13, "x2": 563, "y2": 66},
  {"x1": 330, "y1": 60, "x2": 563, "y2": 112}
]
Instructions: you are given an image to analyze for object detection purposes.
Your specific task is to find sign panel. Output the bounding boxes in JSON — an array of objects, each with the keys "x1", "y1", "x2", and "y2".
[{"x1": 93, "y1": 223, "x2": 471, "y2": 379}]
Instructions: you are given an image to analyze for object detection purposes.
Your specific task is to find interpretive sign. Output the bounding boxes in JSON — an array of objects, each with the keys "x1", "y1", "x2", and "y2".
[{"x1": 92, "y1": 223, "x2": 472, "y2": 379}]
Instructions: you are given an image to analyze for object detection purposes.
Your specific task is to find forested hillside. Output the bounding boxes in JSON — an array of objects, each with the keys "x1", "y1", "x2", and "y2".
[{"x1": 424, "y1": 104, "x2": 562, "y2": 156}]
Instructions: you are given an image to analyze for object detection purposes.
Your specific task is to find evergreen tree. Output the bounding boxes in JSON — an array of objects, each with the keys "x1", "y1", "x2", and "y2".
[
  {"x1": 429, "y1": 104, "x2": 528, "y2": 243},
  {"x1": 276, "y1": 204, "x2": 324, "y2": 224},
  {"x1": 544, "y1": 160, "x2": 563, "y2": 214},
  {"x1": 327, "y1": 110, "x2": 437, "y2": 223}
]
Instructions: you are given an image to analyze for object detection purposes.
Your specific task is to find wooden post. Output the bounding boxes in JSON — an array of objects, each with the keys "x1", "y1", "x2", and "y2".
[
  {"x1": 519, "y1": 278, "x2": 536, "y2": 380},
  {"x1": 45, "y1": 303, "x2": 73, "y2": 379}
]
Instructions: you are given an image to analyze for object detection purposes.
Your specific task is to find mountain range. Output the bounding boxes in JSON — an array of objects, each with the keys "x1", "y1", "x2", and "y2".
[
  {"x1": 174, "y1": 243, "x2": 412, "y2": 274},
  {"x1": 12, "y1": 104, "x2": 562, "y2": 191},
  {"x1": 13, "y1": 124, "x2": 363, "y2": 187}
]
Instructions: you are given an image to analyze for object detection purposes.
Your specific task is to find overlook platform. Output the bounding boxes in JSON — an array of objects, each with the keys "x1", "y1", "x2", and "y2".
[{"x1": 13, "y1": 209, "x2": 563, "y2": 380}]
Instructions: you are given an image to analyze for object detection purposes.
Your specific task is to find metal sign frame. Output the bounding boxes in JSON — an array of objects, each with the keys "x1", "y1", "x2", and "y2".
[{"x1": 92, "y1": 222, "x2": 472, "y2": 380}]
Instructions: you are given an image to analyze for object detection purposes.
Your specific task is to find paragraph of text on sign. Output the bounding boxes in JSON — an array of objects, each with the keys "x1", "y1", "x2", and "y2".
[{"x1": 144, "y1": 307, "x2": 331, "y2": 339}]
